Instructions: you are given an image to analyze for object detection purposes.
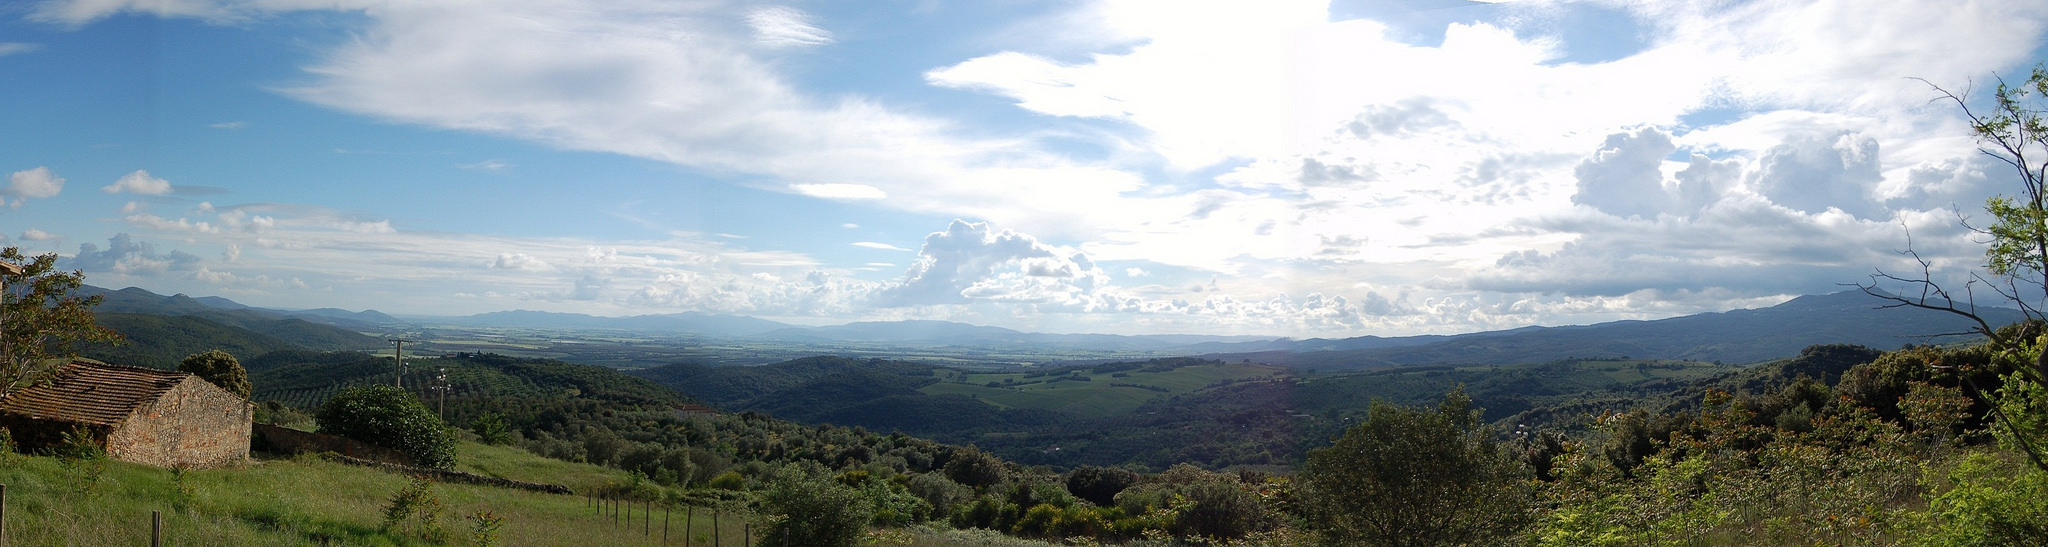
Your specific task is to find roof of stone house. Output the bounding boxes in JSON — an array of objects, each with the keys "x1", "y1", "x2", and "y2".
[{"x1": 0, "y1": 361, "x2": 193, "y2": 427}]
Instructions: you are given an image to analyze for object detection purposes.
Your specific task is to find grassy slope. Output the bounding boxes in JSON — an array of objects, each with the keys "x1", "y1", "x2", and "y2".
[{"x1": 0, "y1": 442, "x2": 750, "y2": 546}]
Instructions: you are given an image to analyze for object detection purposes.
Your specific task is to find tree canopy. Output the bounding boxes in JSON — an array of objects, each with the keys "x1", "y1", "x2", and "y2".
[
  {"x1": 1297, "y1": 389, "x2": 1533, "y2": 546},
  {"x1": 0, "y1": 247, "x2": 121, "y2": 395},
  {"x1": 316, "y1": 385, "x2": 456, "y2": 468},
  {"x1": 180, "y1": 349, "x2": 251, "y2": 399}
]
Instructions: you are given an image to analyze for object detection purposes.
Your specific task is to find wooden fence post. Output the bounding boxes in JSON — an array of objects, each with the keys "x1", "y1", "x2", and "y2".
[
  {"x1": 644, "y1": 499, "x2": 650, "y2": 535},
  {"x1": 151, "y1": 510, "x2": 162, "y2": 547},
  {"x1": 713, "y1": 509, "x2": 721, "y2": 547},
  {"x1": 2, "y1": 483, "x2": 8, "y2": 544},
  {"x1": 686, "y1": 506, "x2": 694, "y2": 547},
  {"x1": 663, "y1": 504, "x2": 670, "y2": 545}
]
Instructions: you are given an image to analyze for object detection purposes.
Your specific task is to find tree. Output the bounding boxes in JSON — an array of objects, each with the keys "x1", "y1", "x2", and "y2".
[
  {"x1": 1861, "y1": 64, "x2": 2048, "y2": 471},
  {"x1": 1065, "y1": 465, "x2": 1138, "y2": 507},
  {"x1": 179, "y1": 349, "x2": 250, "y2": 399},
  {"x1": 317, "y1": 385, "x2": 456, "y2": 468},
  {"x1": 1296, "y1": 389, "x2": 1533, "y2": 546},
  {"x1": 943, "y1": 444, "x2": 1008, "y2": 489},
  {"x1": 0, "y1": 247, "x2": 122, "y2": 395},
  {"x1": 761, "y1": 463, "x2": 873, "y2": 547}
]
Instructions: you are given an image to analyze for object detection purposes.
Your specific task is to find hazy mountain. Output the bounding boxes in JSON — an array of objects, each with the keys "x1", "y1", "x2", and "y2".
[
  {"x1": 441, "y1": 309, "x2": 793, "y2": 337},
  {"x1": 1210, "y1": 290, "x2": 2024, "y2": 370},
  {"x1": 751, "y1": 320, "x2": 1278, "y2": 351}
]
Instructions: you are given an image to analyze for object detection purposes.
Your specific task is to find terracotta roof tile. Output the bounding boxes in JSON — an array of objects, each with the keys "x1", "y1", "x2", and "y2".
[{"x1": 0, "y1": 361, "x2": 191, "y2": 426}]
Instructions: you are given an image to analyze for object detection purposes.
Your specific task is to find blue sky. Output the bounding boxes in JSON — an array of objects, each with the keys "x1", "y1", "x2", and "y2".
[{"x1": 3, "y1": 0, "x2": 2047, "y2": 337}]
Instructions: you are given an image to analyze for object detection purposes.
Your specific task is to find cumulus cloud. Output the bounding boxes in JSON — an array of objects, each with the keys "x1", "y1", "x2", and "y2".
[
  {"x1": 66, "y1": 233, "x2": 203, "y2": 275},
  {"x1": 102, "y1": 169, "x2": 174, "y2": 195},
  {"x1": 21, "y1": 229, "x2": 58, "y2": 241},
  {"x1": 4, "y1": 167, "x2": 65, "y2": 207},
  {"x1": 1572, "y1": 127, "x2": 1678, "y2": 220},
  {"x1": 879, "y1": 220, "x2": 1107, "y2": 306},
  {"x1": 1749, "y1": 131, "x2": 1885, "y2": 218}
]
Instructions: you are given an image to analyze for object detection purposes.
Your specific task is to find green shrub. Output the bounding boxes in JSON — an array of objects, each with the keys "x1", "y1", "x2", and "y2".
[
  {"x1": 317, "y1": 385, "x2": 457, "y2": 468},
  {"x1": 708, "y1": 470, "x2": 746, "y2": 490},
  {"x1": 382, "y1": 476, "x2": 448, "y2": 542},
  {"x1": 468, "y1": 509, "x2": 506, "y2": 546},
  {"x1": 1919, "y1": 451, "x2": 2048, "y2": 544}
]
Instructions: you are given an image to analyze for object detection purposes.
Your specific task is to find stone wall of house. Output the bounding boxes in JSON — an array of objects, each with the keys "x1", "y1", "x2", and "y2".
[{"x1": 105, "y1": 378, "x2": 251, "y2": 468}]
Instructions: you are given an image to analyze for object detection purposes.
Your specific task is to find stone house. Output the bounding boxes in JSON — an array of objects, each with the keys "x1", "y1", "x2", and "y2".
[{"x1": 0, "y1": 360, "x2": 252, "y2": 468}]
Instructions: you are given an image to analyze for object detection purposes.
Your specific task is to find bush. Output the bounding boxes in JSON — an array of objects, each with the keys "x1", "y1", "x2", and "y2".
[
  {"x1": 383, "y1": 476, "x2": 448, "y2": 542},
  {"x1": 317, "y1": 385, "x2": 457, "y2": 468}
]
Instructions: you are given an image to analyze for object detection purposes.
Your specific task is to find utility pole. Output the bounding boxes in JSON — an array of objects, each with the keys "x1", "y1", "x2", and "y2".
[
  {"x1": 387, "y1": 338, "x2": 410, "y2": 388},
  {"x1": 434, "y1": 368, "x2": 448, "y2": 420}
]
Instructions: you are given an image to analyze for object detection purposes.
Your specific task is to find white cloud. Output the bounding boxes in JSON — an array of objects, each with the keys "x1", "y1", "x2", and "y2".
[
  {"x1": 65, "y1": 233, "x2": 203, "y2": 276},
  {"x1": 491, "y1": 252, "x2": 551, "y2": 271},
  {"x1": 0, "y1": 43, "x2": 41, "y2": 56},
  {"x1": 747, "y1": 6, "x2": 832, "y2": 48},
  {"x1": 208, "y1": 121, "x2": 247, "y2": 129},
  {"x1": 4, "y1": 167, "x2": 65, "y2": 207},
  {"x1": 1572, "y1": 127, "x2": 1679, "y2": 220},
  {"x1": 879, "y1": 220, "x2": 1108, "y2": 306},
  {"x1": 26, "y1": 0, "x2": 2048, "y2": 334},
  {"x1": 852, "y1": 241, "x2": 910, "y2": 252},
  {"x1": 791, "y1": 183, "x2": 887, "y2": 201},
  {"x1": 20, "y1": 229, "x2": 58, "y2": 241},
  {"x1": 461, "y1": 159, "x2": 512, "y2": 172},
  {"x1": 102, "y1": 169, "x2": 174, "y2": 195}
]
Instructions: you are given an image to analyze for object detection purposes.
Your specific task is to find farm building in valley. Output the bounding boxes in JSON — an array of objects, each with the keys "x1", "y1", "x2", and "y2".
[{"x1": 0, "y1": 360, "x2": 252, "y2": 468}]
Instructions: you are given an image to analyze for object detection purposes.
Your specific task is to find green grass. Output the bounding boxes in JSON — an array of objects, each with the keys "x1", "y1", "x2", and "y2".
[{"x1": 0, "y1": 442, "x2": 755, "y2": 546}]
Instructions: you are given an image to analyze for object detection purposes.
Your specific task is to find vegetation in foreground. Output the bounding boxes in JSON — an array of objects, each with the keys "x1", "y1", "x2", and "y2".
[{"x1": 0, "y1": 441, "x2": 756, "y2": 546}]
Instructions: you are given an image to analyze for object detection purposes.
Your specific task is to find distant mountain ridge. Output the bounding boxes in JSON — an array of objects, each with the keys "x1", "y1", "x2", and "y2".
[
  {"x1": 75, "y1": 285, "x2": 2023, "y2": 367},
  {"x1": 439, "y1": 309, "x2": 793, "y2": 337},
  {"x1": 1201, "y1": 290, "x2": 2025, "y2": 369},
  {"x1": 77, "y1": 286, "x2": 387, "y2": 354}
]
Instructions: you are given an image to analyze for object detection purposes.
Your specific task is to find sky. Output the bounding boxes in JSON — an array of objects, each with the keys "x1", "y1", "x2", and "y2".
[{"x1": 3, "y1": 0, "x2": 2047, "y2": 337}]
